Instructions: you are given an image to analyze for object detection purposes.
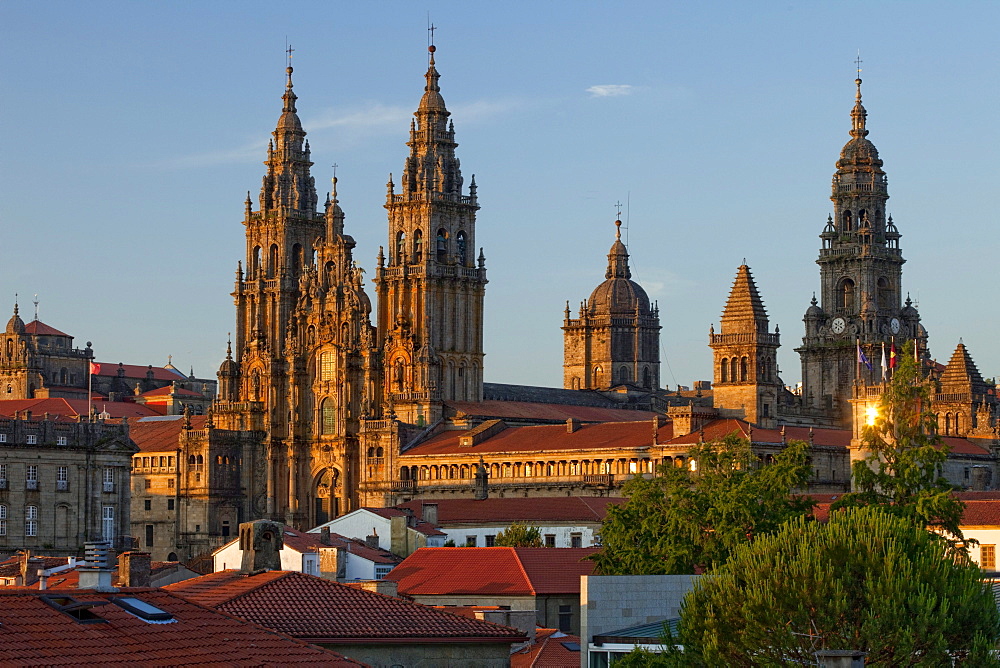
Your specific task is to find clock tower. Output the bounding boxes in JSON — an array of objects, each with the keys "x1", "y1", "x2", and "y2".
[{"x1": 796, "y1": 75, "x2": 923, "y2": 422}]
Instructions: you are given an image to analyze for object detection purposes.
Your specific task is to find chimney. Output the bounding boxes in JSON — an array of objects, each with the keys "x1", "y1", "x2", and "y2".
[
  {"x1": 117, "y1": 551, "x2": 152, "y2": 588},
  {"x1": 19, "y1": 553, "x2": 43, "y2": 587},
  {"x1": 566, "y1": 418, "x2": 581, "y2": 433},
  {"x1": 77, "y1": 541, "x2": 116, "y2": 591},
  {"x1": 365, "y1": 530, "x2": 379, "y2": 550},
  {"x1": 402, "y1": 507, "x2": 416, "y2": 527},
  {"x1": 239, "y1": 520, "x2": 284, "y2": 574},
  {"x1": 320, "y1": 526, "x2": 331, "y2": 546},
  {"x1": 422, "y1": 502, "x2": 439, "y2": 527},
  {"x1": 318, "y1": 546, "x2": 345, "y2": 581}
]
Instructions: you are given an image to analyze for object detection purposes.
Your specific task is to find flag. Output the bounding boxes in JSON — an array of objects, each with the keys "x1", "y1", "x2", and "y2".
[
  {"x1": 880, "y1": 342, "x2": 887, "y2": 381},
  {"x1": 857, "y1": 341, "x2": 872, "y2": 371},
  {"x1": 89, "y1": 361, "x2": 100, "y2": 375},
  {"x1": 889, "y1": 341, "x2": 897, "y2": 369}
]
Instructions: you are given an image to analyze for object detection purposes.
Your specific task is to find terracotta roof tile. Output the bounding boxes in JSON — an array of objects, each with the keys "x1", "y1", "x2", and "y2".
[
  {"x1": 139, "y1": 385, "x2": 203, "y2": 398},
  {"x1": 403, "y1": 420, "x2": 672, "y2": 457},
  {"x1": 397, "y1": 497, "x2": 625, "y2": 524},
  {"x1": 512, "y1": 629, "x2": 581, "y2": 667},
  {"x1": 23, "y1": 319, "x2": 70, "y2": 337},
  {"x1": 446, "y1": 400, "x2": 655, "y2": 422},
  {"x1": 0, "y1": 588, "x2": 360, "y2": 666},
  {"x1": 0, "y1": 398, "x2": 160, "y2": 420},
  {"x1": 386, "y1": 547, "x2": 597, "y2": 596},
  {"x1": 214, "y1": 525, "x2": 401, "y2": 565},
  {"x1": 129, "y1": 416, "x2": 208, "y2": 452},
  {"x1": 357, "y1": 508, "x2": 447, "y2": 536},
  {"x1": 166, "y1": 570, "x2": 525, "y2": 643},
  {"x1": 961, "y1": 499, "x2": 1000, "y2": 526},
  {"x1": 94, "y1": 363, "x2": 188, "y2": 382}
]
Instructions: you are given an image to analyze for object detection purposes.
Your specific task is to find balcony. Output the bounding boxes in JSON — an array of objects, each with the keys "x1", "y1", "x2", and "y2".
[
  {"x1": 103, "y1": 482, "x2": 115, "y2": 493},
  {"x1": 25, "y1": 480, "x2": 38, "y2": 491},
  {"x1": 583, "y1": 474, "x2": 616, "y2": 486},
  {"x1": 56, "y1": 480, "x2": 69, "y2": 492},
  {"x1": 0, "y1": 479, "x2": 6, "y2": 490}
]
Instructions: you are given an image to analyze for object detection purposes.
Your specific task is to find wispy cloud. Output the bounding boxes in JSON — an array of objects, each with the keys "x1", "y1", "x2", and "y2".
[
  {"x1": 307, "y1": 103, "x2": 410, "y2": 132},
  {"x1": 586, "y1": 84, "x2": 635, "y2": 98},
  {"x1": 150, "y1": 139, "x2": 268, "y2": 169}
]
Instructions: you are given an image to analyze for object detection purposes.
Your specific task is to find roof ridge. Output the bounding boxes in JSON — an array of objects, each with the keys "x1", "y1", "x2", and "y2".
[{"x1": 510, "y1": 547, "x2": 538, "y2": 596}]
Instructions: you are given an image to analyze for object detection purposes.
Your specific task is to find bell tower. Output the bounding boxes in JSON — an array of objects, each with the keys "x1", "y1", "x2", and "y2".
[
  {"x1": 375, "y1": 43, "x2": 487, "y2": 426},
  {"x1": 796, "y1": 74, "x2": 923, "y2": 422}
]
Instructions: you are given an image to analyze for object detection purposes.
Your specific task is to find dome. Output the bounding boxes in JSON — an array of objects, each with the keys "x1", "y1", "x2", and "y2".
[
  {"x1": 805, "y1": 300, "x2": 824, "y2": 319},
  {"x1": 218, "y1": 357, "x2": 238, "y2": 377},
  {"x1": 588, "y1": 277, "x2": 651, "y2": 315},
  {"x1": 277, "y1": 110, "x2": 302, "y2": 131},
  {"x1": 837, "y1": 136, "x2": 882, "y2": 169},
  {"x1": 5, "y1": 305, "x2": 24, "y2": 334}
]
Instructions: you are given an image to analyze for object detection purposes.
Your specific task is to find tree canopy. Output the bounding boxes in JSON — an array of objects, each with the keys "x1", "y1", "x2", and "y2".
[
  {"x1": 590, "y1": 433, "x2": 813, "y2": 575},
  {"x1": 832, "y1": 342, "x2": 966, "y2": 552},
  {"x1": 494, "y1": 522, "x2": 543, "y2": 547},
  {"x1": 671, "y1": 507, "x2": 999, "y2": 666}
]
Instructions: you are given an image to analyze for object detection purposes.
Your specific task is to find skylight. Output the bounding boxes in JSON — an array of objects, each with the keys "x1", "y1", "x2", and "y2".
[{"x1": 112, "y1": 597, "x2": 175, "y2": 623}]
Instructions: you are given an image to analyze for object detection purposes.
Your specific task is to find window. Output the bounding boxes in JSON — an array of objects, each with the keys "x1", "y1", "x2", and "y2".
[
  {"x1": 102, "y1": 506, "x2": 115, "y2": 542},
  {"x1": 26, "y1": 434, "x2": 37, "y2": 445},
  {"x1": 485, "y1": 534, "x2": 496, "y2": 547},
  {"x1": 144, "y1": 500, "x2": 151, "y2": 511},
  {"x1": 456, "y1": 230, "x2": 467, "y2": 265},
  {"x1": 981, "y1": 545, "x2": 996, "y2": 571},
  {"x1": 222, "y1": 521, "x2": 231, "y2": 538},
  {"x1": 56, "y1": 436, "x2": 67, "y2": 446},
  {"x1": 321, "y1": 398, "x2": 336, "y2": 435},
  {"x1": 544, "y1": 534, "x2": 556, "y2": 548},
  {"x1": 0, "y1": 505, "x2": 6, "y2": 536},
  {"x1": 320, "y1": 351, "x2": 336, "y2": 381},
  {"x1": 145, "y1": 478, "x2": 152, "y2": 490},
  {"x1": 436, "y1": 229, "x2": 447, "y2": 262},
  {"x1": 57, "y1": 466, "x2": 68, "y2": 492},
  {"x1": 0, "y1": 463, "x2": 7, "y2": 488},
  {"x1": 26, "y1": 465, "x2": 37, "y2": 490},
  {"x1": 375, "y1": 565, "x2": 393, "y2": 580},
  {"x1": 25, "y1": 505, "x2": 37, "y2": 537},
  {"x1": 571, "y1": 532, "x2": 583, "y2": 548},
  {"x1": 465, "y1": 535, "x2": 477, "y2": 547},
  {"x1": 167, "y1": 499, "x2": 175, "y2": 511},
  {"x1": 145, "y1": 524, "x2": 154, "y2": 548},
  {"x1": 0, "y1": 433, "x2": 6, "y2": 442},
  {"x1": 103, "y1": 467, "x2": 114, "y2": 492},
  {"x1": 558, "y1": 604, "x2": 572, "y2": 633},
  {"x1": 167, "y1": 478, "x2": 175, "y2": 489}
]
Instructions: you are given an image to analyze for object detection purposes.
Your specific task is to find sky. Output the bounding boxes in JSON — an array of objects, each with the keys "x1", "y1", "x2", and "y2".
[{"x1": 2, "y1": 1, "x2": 999, "y2": 390}]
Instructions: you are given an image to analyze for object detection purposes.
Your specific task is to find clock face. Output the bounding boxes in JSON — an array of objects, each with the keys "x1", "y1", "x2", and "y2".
[
  {"x1": 890, "y1": 318, "x2": 900, "y2": 334},
  {"x1": 832, "y1": 317, "x2": 846, "y2": 334}
]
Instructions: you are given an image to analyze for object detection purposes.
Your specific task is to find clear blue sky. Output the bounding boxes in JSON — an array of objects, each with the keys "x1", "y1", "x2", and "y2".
[{"x1": 2, "y1": 1, "x2": 999, "y2": 389}]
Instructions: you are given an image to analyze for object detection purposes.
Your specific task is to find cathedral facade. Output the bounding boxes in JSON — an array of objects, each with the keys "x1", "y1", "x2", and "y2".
[{"x1": 210, "y1": 50, "x2": 997, "y2": 532}]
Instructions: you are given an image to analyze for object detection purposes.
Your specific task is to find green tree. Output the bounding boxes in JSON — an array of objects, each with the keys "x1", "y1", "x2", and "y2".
[
  {"x1": 672, "y1": 507, "x2": 1000, "y2": 666},
  {"x1": 494, "y1": 522, "x2": 543, "y2": 547},
  {"x1": 832, "y1": 342, "x2": 966, "y2": 552},
  {"x1": 590, "y1": 434, "x2": 813, "y2": 575}
]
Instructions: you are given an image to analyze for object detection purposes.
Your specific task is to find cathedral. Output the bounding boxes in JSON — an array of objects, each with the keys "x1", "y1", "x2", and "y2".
[{"x1": 210, "y1": 46, "x2": 998, "y2": 531}]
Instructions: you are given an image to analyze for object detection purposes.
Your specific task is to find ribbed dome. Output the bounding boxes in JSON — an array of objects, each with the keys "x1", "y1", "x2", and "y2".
[
  {"x1": 587, "y1": 221, "x2": 650, "y2": 314},
  {"x1": 277, "y1": 110, "x2": 302, "y2": 131},
  {"x1": 805, "y1": 295, "x2": 824, "y2": 319},
  {"x1": 5, "y1": 305, "x2": 24, "y2": 334},
  {"x1": 419, "y1": 55, "x2": 447, "y2": 112},
  {"x1": 589, "y1": 277, "x2": 651, "y2": 315},
  {"x1": 837, "y1": 136, "x2": 882, "y2": 168}
]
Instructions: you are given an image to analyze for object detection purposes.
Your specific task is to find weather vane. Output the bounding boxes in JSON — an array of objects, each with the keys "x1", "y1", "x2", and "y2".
[
  {"x1": 855, "y1": 51, "x2": 862, "y2": 78},
  {"x1": 286, "y1": 42, "x2": 294, "y2": 67},
  {"x1": 614, "y1": 200, "x2": 623, "y2": 219}
]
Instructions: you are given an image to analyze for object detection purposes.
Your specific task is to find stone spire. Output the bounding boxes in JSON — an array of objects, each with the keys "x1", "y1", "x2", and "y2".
[
  {"x1": 258, "y1": 62, "x2": 317, "y2": 213},
  {"x1": 939, "y1": 341, "x2": 987, "y2": 395},
  {"x1": 720, "y1": 265, "x2": 769, "y2": 334},
  {"x1": 6, "y1": 300, "x2": 25, "y2": 335},
  {"x1": 605, "y1": 219, "x2": 631, "y2": 279},
  {"x1": 850, "y1": 77, "x2": 868, "y2": 138},
  {"x1": 397, "y1": 44, "x2": 464, "y2": 198}
]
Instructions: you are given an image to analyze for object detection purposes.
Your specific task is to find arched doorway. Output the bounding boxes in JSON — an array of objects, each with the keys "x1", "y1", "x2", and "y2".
[{"x1": 314, "y1": 468, "x2": 340, "y2": 526}]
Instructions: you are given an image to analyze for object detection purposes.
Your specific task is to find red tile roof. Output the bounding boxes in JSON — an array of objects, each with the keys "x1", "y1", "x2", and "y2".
[
  {"x1": 0, "y1": 398, "x2": 160, "y2": 419},
  {"x1": 29, "y1": 561, "x2": 193, "y2": 589},
  {"x1": 357, "y1": 508, "x2": 447, "y2": 537},
  {"x1": 404, "y1": 420, "x2": 673, "y2": 457},
  {"x1": 0, "y1": 588, "x2": 360, "y2": 666},
  {"x1": 397, "y1": 497, "x2": 625, "y2": 525},
  {"x1": 139, "y1": 385, "x2": 203, "y2": 398},
  {"x1": 512, "y1": 629, "x2": 581, "y2": 667},
  {"x1": 166, "y1": 570, "x2": 526, "y2": 644},
  {"x1": 0, "y1": 556, "x2": 71, "y2": 580},
  {"x1": 446, "y1": 400, "x2": 655, "y2": 422},
  {"x1": 23, "y1": 319, "x2": 70, "y2": 337},
  {"x1": 214, "y1": 525, "x2": 401, "y2": 565},
  {"x1": 961, "y1": 499, "x2": 1000, "y2": 527},
  {"x1": 94, "y1": 362, "x2": 188, "y2": 382},
  {"x1": 386, "y1": 547, "x2": 598, "y2": 596},
  {"x1": 129, "y1": 415, "x2": 208, "y2": 452}
]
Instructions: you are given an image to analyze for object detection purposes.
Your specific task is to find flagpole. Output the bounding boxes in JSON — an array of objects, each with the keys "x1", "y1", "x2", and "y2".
[{"x1": 87, "y1": 361, "x2": 92, "y2": 422}]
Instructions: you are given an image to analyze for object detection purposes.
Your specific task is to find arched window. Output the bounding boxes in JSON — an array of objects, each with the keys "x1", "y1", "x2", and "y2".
[
  {"x1": 396, "y1": 231, "x2": 406, "y2": 265},
  {"x1": 721, "y1": 360, "x2": 728, "y2": 383},
  {"x1": 843, "y1": 210, "x2": 852, "y2": 232},
  {"x1": 269, "y1": 244, "x2": 279, "y2": 278},
  {"x1": 60, "y1": 368, "x2": 67, "y2": 384},
  {"x1": 839, "y1": 278, "x2": 855, "y2": 310},
  {"x1": 292, "y1": 244, "x2": 303, "y2": 275},
  {"x1": 877, "y1": 277, "x2": 891, "y2": 310},
  {"x1": 618, "y1": 365, "x2": 630, "y2": 384},
  {"x1": 252, "y1": 246, "x2": 262, "y2": 278},
  {"x1": 730, "y1": 358, "x2": 738, "y2": 382},
  {"x1": 457, "y1": 231, "x2": 468, "y2": 265},
  {"x1": 740, "y1": 357, "x2": 748, "y2": 382},
  {"x1": 593, "y1": 366, "x2": 602, "y2": 387},
  {"x1": 436, "y1": 229, "x2": 448, "y2": 263},
  {"x1": 376, "y1": 447, "x2": 383, "y2": 457},
  {"x1": 413, "y1": 229, "x2": 423, "y2": 262},
  {"x1": 321, "y1": 398, "x2": 336, "y2": 434},
  {"x1": 643, "y1": 367, "x2": 651, "y2": 389},
  {"x1": 312, "y1": 249, "x2": 319, "y2": 267}
]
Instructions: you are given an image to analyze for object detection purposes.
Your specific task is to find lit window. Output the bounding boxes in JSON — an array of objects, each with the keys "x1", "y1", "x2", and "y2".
[
  {"x1": 981, "y1": 545, "x2": 996, "y2": 571},
  {"x1": 103, "y1": 467, "x2": 114, "y2": 492},
  {"x1": 0, "y1": 504, "x2": 6, "y2": 536},
  {"x1": 0, "y1": 433, "x2": 6, "y2": 442},
  {"x1": 26, "y1": 435, "x2": 36, "y2": 445},
  {"x1": 56, "y1": 436, "x2": 67, "y2": 446}
]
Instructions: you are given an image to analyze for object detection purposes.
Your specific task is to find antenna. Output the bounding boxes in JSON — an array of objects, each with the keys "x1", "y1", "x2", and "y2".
[
  {"x1": 626, "y1": 192, "x2": 631, "y2": 247},
  {"x1": 32, "y1": 294, "x2": 39, "y2": 321}
]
